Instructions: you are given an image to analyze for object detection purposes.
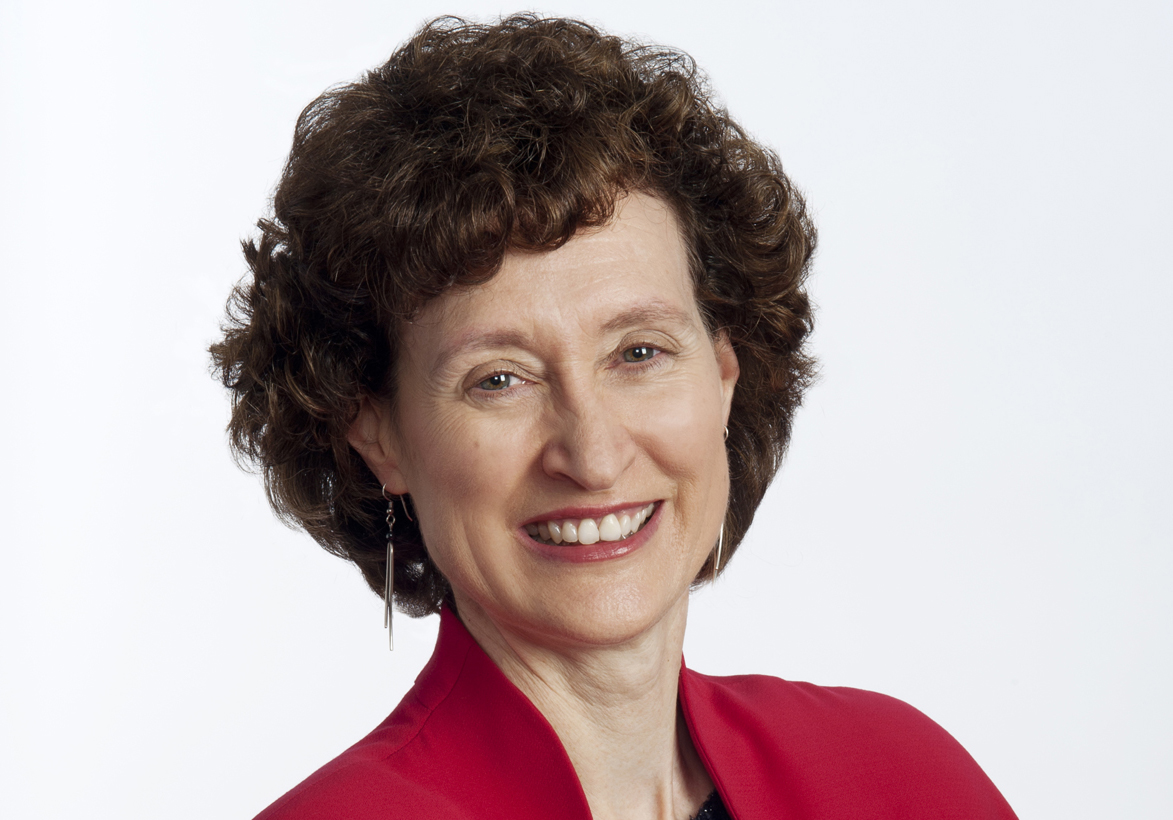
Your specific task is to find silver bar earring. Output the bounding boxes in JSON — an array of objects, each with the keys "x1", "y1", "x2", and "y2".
[
  {"x1": 717, "y1": 523, "x2": 724, "y2": 575},
  {"x1": 711, "y1": 523, "x2": 725, "y2": 580},
  {"x1": 714, "y1": 425, "x2": 728, "y2": 578},
  {"x1": 382, "y1": 485, "x2": 396, "y2": 651}
]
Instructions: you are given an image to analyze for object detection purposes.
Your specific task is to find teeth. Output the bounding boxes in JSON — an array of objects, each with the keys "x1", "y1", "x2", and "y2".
[
  {"x1": 599, "y1": 514, "x2": 621, "y2": 542},
  {"x1": 578, "y1": 518, "x2": 600, "y2": 545},
  {"x1": 619, "y1": 514, "x2": 632, "y2": 537},
  {"x1": 526, "y1": 503, "x2": 656, "y2": 546}
]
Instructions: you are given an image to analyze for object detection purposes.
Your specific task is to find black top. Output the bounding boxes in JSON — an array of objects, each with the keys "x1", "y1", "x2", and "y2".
[{"x1": 691, "y1": 791, "x2": 730, "y2": 820}]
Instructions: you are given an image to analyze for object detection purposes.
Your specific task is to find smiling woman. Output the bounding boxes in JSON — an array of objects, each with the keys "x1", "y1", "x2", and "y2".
[
  {"x1": 348, "y1": 193, "x2": 737, "y2": 653},
  {"x1": 210, "y1": 14, "x2": 1018, "y2": 820}
]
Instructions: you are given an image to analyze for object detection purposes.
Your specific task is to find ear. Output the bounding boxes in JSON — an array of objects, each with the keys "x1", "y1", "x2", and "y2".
[
  {"x1": 714, "y1": 329, "x2": 740, "y2": 423},
  {"x1": 347, "y1": 396, "x2": 410, "y2": 496}
]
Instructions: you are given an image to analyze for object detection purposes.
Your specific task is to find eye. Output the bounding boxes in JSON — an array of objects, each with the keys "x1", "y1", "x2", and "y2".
[
  {"x1": 477, "y1": 373, "x2": 517, "y2": 391},
  {"x1": 623, "y1": 345, "x2": 659, "y2": 363}
]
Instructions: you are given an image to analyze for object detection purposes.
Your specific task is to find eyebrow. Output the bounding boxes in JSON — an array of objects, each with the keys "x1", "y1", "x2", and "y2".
[
  {"x1": 600, "y1": 301, "x2": 694, "y2": 335},
  {"x1": 432, "y1": 329, "x2": 534, "y2": 374},
  {"x1": 430, "y1": 300, "x2": 695, "y2": 374}
]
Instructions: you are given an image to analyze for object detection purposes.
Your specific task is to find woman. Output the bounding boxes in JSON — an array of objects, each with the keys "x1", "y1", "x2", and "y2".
[{"x1": 212, "y1": 15, "x2": 1018, "y2": 820}]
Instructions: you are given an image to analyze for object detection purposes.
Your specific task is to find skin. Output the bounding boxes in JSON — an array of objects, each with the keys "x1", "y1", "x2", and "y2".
[{"x1": 349, "y1": 192, "x2": 740, "y2": 820}]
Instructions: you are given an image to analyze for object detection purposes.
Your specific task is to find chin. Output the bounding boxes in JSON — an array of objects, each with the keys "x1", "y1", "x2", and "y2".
[{"x1": 511, "y1": 573, "x2": 692, "y2": 650}]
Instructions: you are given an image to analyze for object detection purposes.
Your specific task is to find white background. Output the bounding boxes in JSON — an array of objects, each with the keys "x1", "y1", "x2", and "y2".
[{"x1": 2, "y1": 1, "x2": 1170, "y2": 818}]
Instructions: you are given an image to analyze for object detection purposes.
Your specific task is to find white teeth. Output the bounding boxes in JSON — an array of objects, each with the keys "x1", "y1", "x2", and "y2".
[
  {"x1": 578, "y1": 518, "x2": 600, "y2": 545},
  {"x1": 527, "y1": 503, "x2": 657, "y2": 546},
  {"x1": 562, "y1": 520, "x2": 579, "y2": 543},
  {"x1": 599, "y1": 514, "x2": 622, "y2": 542}
]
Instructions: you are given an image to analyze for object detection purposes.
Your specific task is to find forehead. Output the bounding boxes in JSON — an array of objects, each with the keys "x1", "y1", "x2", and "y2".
[{"x1": 404, "y1": 193, "x2": 701, "y2": 367}]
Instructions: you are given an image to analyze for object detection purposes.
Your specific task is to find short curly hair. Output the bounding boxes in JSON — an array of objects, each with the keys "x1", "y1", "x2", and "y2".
[{"x1": 211, "y1": 14, "x2": 816, "y2": 617}]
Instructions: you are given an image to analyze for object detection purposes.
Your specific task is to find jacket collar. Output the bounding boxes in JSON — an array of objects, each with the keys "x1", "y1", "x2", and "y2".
[
  {"x1": 411, "y1": 607, "x2": 736, "y2": 818},
  {"x1": 403, "y1": 607, "x2": 595, "y2": 817}
]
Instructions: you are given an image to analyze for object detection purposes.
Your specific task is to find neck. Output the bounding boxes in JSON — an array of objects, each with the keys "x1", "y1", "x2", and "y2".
[{"x1": 455, "y1": 595, "x2": 713, "y2": 820}]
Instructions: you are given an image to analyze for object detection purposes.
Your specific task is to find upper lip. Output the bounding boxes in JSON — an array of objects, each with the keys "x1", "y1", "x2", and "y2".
[{"x1": 521, "y1": 501, "x2": 658, "y2": 526}]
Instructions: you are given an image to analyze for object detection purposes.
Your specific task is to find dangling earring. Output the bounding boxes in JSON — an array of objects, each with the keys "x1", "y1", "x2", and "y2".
[
  {"x1": 382, "y1": 485, "x2": 396, "y2": 651},
  {"x1": 715, "y1": 425, "x2": 728, "y2": 580},
  {"x1": 713, "y1": 523, "x2": 725, "y2": 579}
]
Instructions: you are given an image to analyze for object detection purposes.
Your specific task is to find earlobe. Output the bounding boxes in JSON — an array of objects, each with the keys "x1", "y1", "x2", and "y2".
[{"x1": 347, "y1": 396, "x2": 410, "y2": 495}]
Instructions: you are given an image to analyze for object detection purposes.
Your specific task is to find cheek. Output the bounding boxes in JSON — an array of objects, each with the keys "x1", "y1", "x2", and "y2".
[
  {"x1": 628, "y1": 384, "x2": 728, "y2": 569},
  {"x1": 401, "y1": 409, "x2": 524, "y2": 567},
  {"x1": 629, "y1": 374, "x2": 725, "y2": 479},
  {"x1": 403, "y1": 400, "x2": 505, "y2": 498}
]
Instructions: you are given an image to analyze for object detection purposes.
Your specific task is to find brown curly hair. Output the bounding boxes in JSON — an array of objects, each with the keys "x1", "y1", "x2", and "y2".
[{"x1": 210, "y1": 14, "x2": 816, "y2": 617}]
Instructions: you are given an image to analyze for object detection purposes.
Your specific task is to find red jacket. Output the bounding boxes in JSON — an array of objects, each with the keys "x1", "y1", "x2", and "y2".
[{"x1": 255, "y1": 608, "x2": 1018, "y2": 819}]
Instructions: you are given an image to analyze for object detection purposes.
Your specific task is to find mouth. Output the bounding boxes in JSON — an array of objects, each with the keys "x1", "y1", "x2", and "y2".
[{"x1": 523, "y1": 502, "x2": 658, "y2": 547}]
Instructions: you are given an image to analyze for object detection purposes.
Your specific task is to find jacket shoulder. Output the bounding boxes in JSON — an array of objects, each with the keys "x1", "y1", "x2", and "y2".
[
  {"x1": 691, "y1": 670, "x2": 967, "y2": 760},
  {"x1": 250, "y1": 705, "x2": 465, "y2": 820},
  {"x1": 681, "y1": 670, "x2": 1018, "y2": 819}
]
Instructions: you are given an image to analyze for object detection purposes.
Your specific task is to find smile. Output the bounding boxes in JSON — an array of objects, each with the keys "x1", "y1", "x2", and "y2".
[{"x1": 524, "y1": 503, "x2": 657, "y2": 546}]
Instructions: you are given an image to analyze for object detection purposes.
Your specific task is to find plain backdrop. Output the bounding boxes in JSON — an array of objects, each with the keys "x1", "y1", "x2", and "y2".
[{"x1": 2, "y1": 1, "x2": 1170, "y2": 818}]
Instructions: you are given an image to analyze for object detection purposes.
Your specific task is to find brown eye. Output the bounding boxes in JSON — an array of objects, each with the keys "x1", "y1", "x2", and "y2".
[
  {"x1": 623, "y1": 346, "x2": 658, "y2": 363},
  {"x1": 478, "y1": 373, "x2": 514, "y2": 391}
]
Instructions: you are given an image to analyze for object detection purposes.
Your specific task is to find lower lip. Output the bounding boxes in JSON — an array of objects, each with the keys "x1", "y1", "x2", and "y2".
[{"x1": 521, "y1": 504, "x2": 661, "y2": 563}]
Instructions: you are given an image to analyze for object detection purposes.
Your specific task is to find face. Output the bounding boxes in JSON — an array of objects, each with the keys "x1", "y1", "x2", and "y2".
[{"x1": 352, "y1": 193, "x2": 739, "y2": 649}]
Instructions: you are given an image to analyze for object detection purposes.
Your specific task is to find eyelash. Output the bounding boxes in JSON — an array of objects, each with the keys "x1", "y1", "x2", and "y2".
[{"x1": 471, "y1": 345, "x2": 665, "y2": 397}]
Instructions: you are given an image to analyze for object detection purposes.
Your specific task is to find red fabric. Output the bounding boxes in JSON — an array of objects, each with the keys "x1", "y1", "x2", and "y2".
[{"x1": 255, "y1": 608, "x2": 1017, "y2": 819}]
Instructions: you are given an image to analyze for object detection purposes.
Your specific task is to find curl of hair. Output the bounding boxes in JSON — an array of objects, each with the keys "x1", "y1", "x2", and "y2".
[{"x1": 210, "y1": 14, "x2": 816, "y2": 616}]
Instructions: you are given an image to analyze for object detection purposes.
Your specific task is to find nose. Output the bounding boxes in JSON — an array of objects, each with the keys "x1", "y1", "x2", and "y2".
[{"x1": 540, "y1": 383, "x2": 635, "y2": 491}]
